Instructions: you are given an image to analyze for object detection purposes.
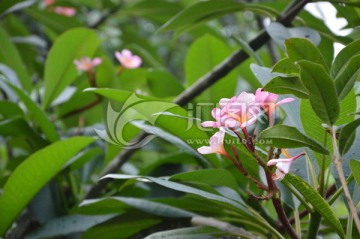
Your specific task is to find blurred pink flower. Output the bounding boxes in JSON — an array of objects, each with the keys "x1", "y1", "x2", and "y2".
[
  {"x1": 267, "y1": 149, "x2": 305, "y2": 180},
  {"x1": 201, "y1": 92, "x2": 260, "y2": 129},
  {"x1": 74, "y1": 57, "x2": 102, "y2": 72},
  {"x1": 53, "y1": 6, "x2": 76, "y2": 17},
  {"x1": 44, "y1": 0, "x2": 55, "y2": 6},
  {"x1": 255, "y1": 88, "x2": 294, "y2": 126},
  {"x1": 115, "y1": 49, "x2": 142, "y2": 69},
  {"x1": 197, "y1": 130, "x2": 227, "y2": 155}
]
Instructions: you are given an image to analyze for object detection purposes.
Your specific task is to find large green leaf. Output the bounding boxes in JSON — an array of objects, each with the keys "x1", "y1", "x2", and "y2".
[
  {"x1": 0, "y1": 28, "x2": 31, "y2": 92},
  {"x1": 6, "y1": 82, "x2": 59, "y2": 142},
  {"x1": 285, "y1": 38, "x2": 328, "y2": 71},
  {"x1": 263, "y1": 76, "x2": 308, "y2": 99},
  {"x1": 159, "y1": 0, "x2": 245, "y2": 33},
  {"x1": 297, "y1": 60, "x2": 339, "y2": 125},
  {"x1": 0, "y1": 137, "x2": 95, "y2": 236},
  {"x1": 43, "y1": 28, "x2": 100, "y2": 108},
  {"x1": 259, "y1": 125, "x2": 329, "y2": 154},
  {"x1": 339, "y1": 118, "x2": 360, "y2": 155},
  {"x1": 284, "y1": 174, "x2": 346, "y2": 239},
  {"x1": 334, "y1": 54, "x2": 360, "y2": 101},
  {"x1": 185, "y1": 34, "x2": 237, "y2": 108}
]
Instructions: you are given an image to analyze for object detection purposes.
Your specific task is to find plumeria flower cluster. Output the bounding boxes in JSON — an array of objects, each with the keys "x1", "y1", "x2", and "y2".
[
  {"x1": 44, "y1": 0, "x2": 76, "y2": 17},
  {"x1": 197, "y1": 89, "x2": 303, "y2": 184}
]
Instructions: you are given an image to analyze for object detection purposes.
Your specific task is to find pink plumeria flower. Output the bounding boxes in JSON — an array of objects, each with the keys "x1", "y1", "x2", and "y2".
[
  {"x1": 44, "y1": 0, "x2": 55, "y2": 6},
  {"x1": 53, "y1": 6, "x2": 76, "y2": 17},
  {"x1": 202, "y1": 92, "x2": 260, "y2": 129},
  {"x1": 255, "y1": 88, "x2": 294, "y2": 126},
  {"x1": 115, "y1": 49, "x2": 142, "y2": 69},
  {"x1": 197, "y1": 130, "x2": 227, "y2": 155},
  {"x1": 267, "y1": 149, "x2": 305, "y2": 180},
  {"x1": 74, "y1": 57, "x2": 102, "y2": 73}
]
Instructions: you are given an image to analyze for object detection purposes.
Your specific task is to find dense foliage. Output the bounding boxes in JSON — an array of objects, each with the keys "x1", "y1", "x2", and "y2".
[{"x1": 0, "y1": 0, "x2": 360, "y2": 238}]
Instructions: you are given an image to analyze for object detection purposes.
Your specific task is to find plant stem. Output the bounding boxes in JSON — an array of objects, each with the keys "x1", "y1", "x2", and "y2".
[
  {"x1": 306, "y1": 212, "x2": 322, "y2": 239},
  {"x1": 330, "y1": 127, "x2": 360, "y2": 234}
]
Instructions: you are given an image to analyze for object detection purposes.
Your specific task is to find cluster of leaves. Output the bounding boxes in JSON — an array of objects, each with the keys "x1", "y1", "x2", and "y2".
[{"x1": 0, "y1": 0, "x2": 360, "y2": 239}]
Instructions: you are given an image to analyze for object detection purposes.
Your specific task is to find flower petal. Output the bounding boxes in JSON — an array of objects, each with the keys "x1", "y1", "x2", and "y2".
[{"x1": 197, "y1": 146, "x2": 214, "y2": 154}]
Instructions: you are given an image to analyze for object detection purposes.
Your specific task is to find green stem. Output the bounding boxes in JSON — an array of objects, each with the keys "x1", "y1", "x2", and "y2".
[
  {"x1": 306, "y1": 212, "x2": 322, "y2": 239},
  {"x1": 330, "y1": 127, "x2": 360, "y2": 234},
  {"x1": 328, "y1": 174, "x2": 354, "y2": 205}
]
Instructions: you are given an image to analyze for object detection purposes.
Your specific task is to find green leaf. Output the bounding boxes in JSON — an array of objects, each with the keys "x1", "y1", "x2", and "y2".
[
  {"x1": 102, "y1": 174, "x2": 251, "y2": 215},
  {"x1": 24, "y1": 8, "x2": 82, "y2": 35},
  {"x1": 259, "y1": 125, "x2": 329, "y2": 154},
  {"x1": 43, "y1": 28, "x2": 100, "y2": 108},
  {"x1": 285, "y1": 38, "x2": 328, "y2": 71},
  {"x1": 272, "y1": 58, "x2": 299, "y2": 75},
  {"x1": 263, "y1": 76, "x2": 308, "y2": 99},
  {"x1": 6, "y1": 82, "x2": 59, "y2": 142},
  {"x1": 284, "y1": 174, "x2": 346, "y2": 239},
  {"x1": 0, "y1": 137, "x2": 95, "y2": 236},
  {"x1": 0, "y1": 118, "x2": 47, "y2": 150},
  {"x1": 159, "y1": 0, "x2": 244, "y2": 33},
  {"x1": 185, "y1": 34, "x2": 237, "y2": 104},
  {"x1": 0, "y1": 28, "x2": 31, "y2": 92},
  {"x1": 331, "y1": 39, "x2": 360, "y2": 79},
  {"x1": 350, "y1": 160, "x2": 360, "y2": 187},
  {"x1": 0, "y1": 101, "x2": 24, "y2": 118},
  {"x1": 81, "y1": 197, "x2": 196, "y2": 218},
  {"x1": 81, "y1": 211, "x2": 161, "y2": 239},
  {"x1": 170, "y1": 169, "x2": 239, "y2": 191},
  {"x1": 297, "y1": 60, "x2": 339, "y2": 125},
  {"x1": 26, "y1": 215, "x2": 116, "y2": 239},
  {"x1": 147, "y1": 69, "x2": 184, "y2": 98},
  {"x1": 0, "y1": 0, "x2": 25, "y2": 16},
  {"x1": 334, "y1": 54, "x2": 360, "y2": 100},
  {"x1": 145, "y1": 226, "x2": 222, "y2": 239},
  {"x1": 339, "y1": 118, "x2": 360, "y2": 155}
]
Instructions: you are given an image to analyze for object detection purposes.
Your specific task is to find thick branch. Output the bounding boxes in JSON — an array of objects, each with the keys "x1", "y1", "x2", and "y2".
[{"x1": 86, "y1": 0, "x2": 310, "y2": 199}]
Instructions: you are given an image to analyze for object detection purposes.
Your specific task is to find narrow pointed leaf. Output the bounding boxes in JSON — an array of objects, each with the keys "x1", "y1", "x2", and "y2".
[
  {"x1": 259, "y1": 125, "x2": 329, "y2": 154},
  {"x1": 297, "y1": 60, "x2": 339, "y2": 125},
  {"x1": 284, "y1": 174, "x2": 346, "y2": 239},
  {"x1": 331, "y1": 39, "x2": 360, "y2": 78},
  {"x1": 0, "y1": 137, "x2": 95, "y2": 236},
  {"x1": 339, "y1": 118, "x2": 360, "y2": 155},
  {"x1": 263, "y1": 76, "x2": 308, "y2": 99}
]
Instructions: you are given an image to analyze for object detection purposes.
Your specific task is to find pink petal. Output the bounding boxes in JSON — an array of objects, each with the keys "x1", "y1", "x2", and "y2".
[
  {"x1": 126, "y1": 56, "x2": 142, "y2": 69},
  {"x1": 276, "y1": 161, "x2": 292, "y2": 174},
  {"x1": 114, "y1": 51, "x2": 122, "y2": 63},
  {"x1": 267, "y1": 158, "x2": 293, "y2": 166},
  {"x1": 276, "y1": 97, "x2": 295, "y2": 106},
  {"x1": 201, "y1": 121, "x2": 218, "y2": 128},
  {"x1": 92, "y1": 57, "x2": 102, "y2": 67},
  {"x1": 121, "y1": 49, "x2": 132, "y2": 57},
  {"x1": 211, "y1": 108, "x2": 221, "y2": 120},
  {"x1": 197, "y1": 146, "x2": 214, "y2": 154}
]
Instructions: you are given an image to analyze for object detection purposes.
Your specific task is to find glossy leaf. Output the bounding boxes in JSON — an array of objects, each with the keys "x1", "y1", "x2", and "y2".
[
  {"x1": 259, "y1": 125, "x2": 329, "y2": 154},
  {"x1": 285, "y1": 38, "x2": 328, "y2": 71},
  {"x1": 334, "y1": 54, "x2": 360, "y2": 101},
  {"x1": 0, "y1": 137, "x2": 95, "y2": 236},
  {"x1": 284, "y1": 174, "x2": 346, "y2": 239},
  {"x1": 263, "y1": 76, "x2": 308, "y2": 99},
  {"x1": 339, "y1": 118, "x2": 360, "y2": 155},
  {"x1": 0, "y1": 28, "x2": 31, "y2": 92},
  {"x1": 43, "y1": 28, "x2": 100, "y2": 108},
  {"x1": 297, "y1": 60, "x2": 339, "y2": 125},
  {"x1": 350, "y1": 160, "x2": 360, "y2": 187}
]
